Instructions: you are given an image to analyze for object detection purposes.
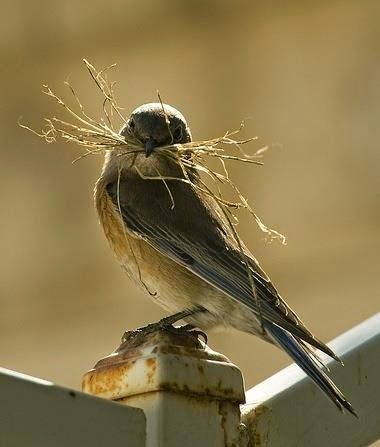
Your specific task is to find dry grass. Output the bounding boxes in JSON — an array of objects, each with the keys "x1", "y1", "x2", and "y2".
[
  {"x1": 20, "y1": 59, "x2": 285, "y2": 243},
  {"x1": 20, "y1": 59, "x2": 286, "y2": 329}
]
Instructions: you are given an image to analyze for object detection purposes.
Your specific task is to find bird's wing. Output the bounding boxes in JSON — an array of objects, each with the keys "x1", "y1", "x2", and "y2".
[
  {"x1": 106, "y1": 176, "x2": 336, "y2": 359},
  {"x1": 106, "y1": 176, "x2": 356, "y2": 415}
]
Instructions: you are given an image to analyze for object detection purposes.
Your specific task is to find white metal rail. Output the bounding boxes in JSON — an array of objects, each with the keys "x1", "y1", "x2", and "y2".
[
  {"x1": 0, "y1": 368, "x2": 145, "y2": 447},
  {"x1": 242, "y1": 313, "x2": 380, "y2": 446}
]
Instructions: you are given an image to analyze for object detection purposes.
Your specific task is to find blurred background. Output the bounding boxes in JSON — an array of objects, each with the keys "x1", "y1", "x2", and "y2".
[{"x1": 1, "y1": 0, "x2": 379, "y2": 421}]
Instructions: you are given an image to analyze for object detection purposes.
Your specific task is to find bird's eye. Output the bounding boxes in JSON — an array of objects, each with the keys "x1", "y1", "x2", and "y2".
[{"x1": 173, "y1": 125, "x2": 183, "y2": 142}]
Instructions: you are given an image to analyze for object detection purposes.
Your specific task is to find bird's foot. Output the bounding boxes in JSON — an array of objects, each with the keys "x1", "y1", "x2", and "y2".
[
  {"x1": 122, "y1": 307, "x2": 208, "y2": 345},
  {"x1": 178, "y1": 324, "x2": 208, "y2": 346},
  {"x1": 122, "y1": 319, "x2": 173, "y2": 342}
]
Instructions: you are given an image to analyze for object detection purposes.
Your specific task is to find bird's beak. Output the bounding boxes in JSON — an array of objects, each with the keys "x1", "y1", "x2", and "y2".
[{"x1": 144, "y1": 137, "x2": 156, "y2": 157}]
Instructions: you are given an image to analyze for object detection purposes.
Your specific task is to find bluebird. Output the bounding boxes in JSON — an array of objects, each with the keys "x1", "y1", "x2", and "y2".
[{"x1": 94, "y1": 102, "x2": 355, "y2": 416}]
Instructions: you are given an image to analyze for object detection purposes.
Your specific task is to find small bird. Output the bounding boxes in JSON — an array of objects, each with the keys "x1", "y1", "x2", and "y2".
[{"x1": 94, "y1": 102, "x2": 355, "y2": 416}]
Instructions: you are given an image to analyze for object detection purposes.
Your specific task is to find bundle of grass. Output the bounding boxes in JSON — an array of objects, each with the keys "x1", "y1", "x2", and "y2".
[{"x1": 20, "y1": 59, "x2": 285, "y2": 243}]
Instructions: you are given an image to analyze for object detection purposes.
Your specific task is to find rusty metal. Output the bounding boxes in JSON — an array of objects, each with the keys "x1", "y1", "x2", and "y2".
[
  {"x1": 83, "y1": 326, "x2": 247, "y2": 446},
  {"x1": 83, "y1": 327, "x2": 245, "y2": 403}
]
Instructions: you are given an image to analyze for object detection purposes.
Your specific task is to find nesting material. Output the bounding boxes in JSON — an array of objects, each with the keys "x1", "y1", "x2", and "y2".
[{"x1": 20, "y1": 59, "x2": 285, "y2": 248}]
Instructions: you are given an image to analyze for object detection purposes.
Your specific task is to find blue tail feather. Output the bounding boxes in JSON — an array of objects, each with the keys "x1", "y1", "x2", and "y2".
[{"x1": 264, "y1": 321, "x2": 357, "y2": 417}]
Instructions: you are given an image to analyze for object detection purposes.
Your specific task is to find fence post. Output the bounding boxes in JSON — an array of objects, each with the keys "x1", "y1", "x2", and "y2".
[{"x1": 82, "y1": 327, "x2": 248, "y2": 447}]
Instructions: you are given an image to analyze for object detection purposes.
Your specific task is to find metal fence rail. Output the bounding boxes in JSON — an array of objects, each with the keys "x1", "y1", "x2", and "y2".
[
  {"x1": 0, "y1": 368, "x2": 146, "y2": 447},
  {"x1": 242, "y1": 313, "x2": 380, "y2": 446}
]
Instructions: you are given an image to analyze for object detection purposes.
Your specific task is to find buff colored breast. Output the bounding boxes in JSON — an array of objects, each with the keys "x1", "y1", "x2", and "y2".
[{"x1": 94, "y1": 177, "x2": 211, "y2": 315}]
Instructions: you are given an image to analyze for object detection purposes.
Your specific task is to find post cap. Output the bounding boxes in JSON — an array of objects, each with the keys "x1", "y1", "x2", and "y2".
[{"x1": 82, "y1": 327, "x2": 245, "y2": 403}]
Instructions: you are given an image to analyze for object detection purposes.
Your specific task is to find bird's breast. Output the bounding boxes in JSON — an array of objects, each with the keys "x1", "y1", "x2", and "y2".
[{"x1": 94, "y1": 176, "x2": 209, "y2": 313}]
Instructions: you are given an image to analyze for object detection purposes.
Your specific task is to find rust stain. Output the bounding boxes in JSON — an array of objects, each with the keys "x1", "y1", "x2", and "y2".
[
  {"x1": 218, "y1": 401, "x2": 228, "y2": 446},
  {"x1": 157, "y1": 381, "x2": 241, "y2": 404},
  {"x1": 83, "y1": 356, "x2": 240, "y2": 402},
  {"x1": 217, "y1": 401, "x2": 241, "y2": 447},
  {"x1": 145, "y1": 357, "x2": 157, "y2": 384},
  {"x1": 145, "y1": 358, "x2": 156, "y2": 369},
  {"x1": 82, "y1": 360, "x2": 136, "y2": 395},
  {"x1": 197, "y1": 364, "x2": 204, "y2": 375},
  {"x1": 243, "y1": 404, "x2": 271, "y2": 447}
]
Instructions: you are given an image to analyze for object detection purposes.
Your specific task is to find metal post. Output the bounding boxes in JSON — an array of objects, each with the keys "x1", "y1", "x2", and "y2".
[{"x1": 82, "y1": 328, "x2": 248, "y2": 447}]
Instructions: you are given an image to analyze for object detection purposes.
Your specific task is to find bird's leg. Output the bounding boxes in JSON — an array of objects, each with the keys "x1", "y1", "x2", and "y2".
[
  {"x1": 122, "y1": 306, "x2": 208, "y2": 343},
  {"x1": 156, "y1": 307, "x2": 203, "y2": 326}
]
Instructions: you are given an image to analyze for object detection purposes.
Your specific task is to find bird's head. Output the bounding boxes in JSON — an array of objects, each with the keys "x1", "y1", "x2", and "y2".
[{"x1": 120, "y1": 103, "x2": 192, "y2": 156}]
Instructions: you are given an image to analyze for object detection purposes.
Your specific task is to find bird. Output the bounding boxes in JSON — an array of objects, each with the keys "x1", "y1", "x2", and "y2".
[{"x1": 94, "y1": 102, "x2": 355, "y2": 416}]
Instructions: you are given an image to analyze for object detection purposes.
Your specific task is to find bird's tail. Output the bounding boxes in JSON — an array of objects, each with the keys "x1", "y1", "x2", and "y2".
[{"x1": 264, "y1": 321, "x2": 357, "y2": 417}]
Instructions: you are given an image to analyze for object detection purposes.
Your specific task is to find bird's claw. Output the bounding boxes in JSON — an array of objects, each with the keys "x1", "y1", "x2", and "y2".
[
  {"x1": 122, "y1": 307, "x2": 208, "y2": 345},
  {"x1": 122, "y1": 319, "x2": 208, "y2": 346},
  {"x1": 180, "y1": 325, "x2": 208, "y2": 346}
]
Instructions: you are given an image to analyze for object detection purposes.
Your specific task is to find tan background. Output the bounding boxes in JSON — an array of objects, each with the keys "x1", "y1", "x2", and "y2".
[{"x1": 1, "y1": 0, "x2": 379, "y2": 432}]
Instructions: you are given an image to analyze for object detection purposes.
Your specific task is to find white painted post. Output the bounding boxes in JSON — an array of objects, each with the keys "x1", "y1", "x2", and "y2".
[{"x1": 82, "y1": 328, "x2": 248, "y2": 447}]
